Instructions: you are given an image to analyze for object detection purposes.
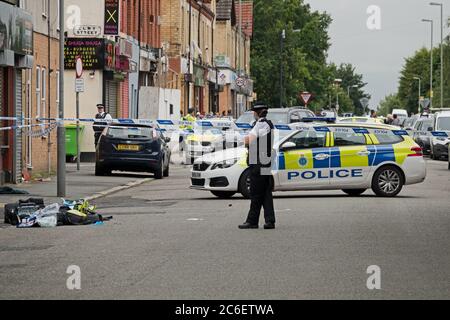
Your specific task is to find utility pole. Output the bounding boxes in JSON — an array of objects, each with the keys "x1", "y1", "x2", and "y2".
[
  {"x1": 430, "y1": 2, "x2": 444, "y2": 108},
  {"x1": 187, "y1": 0, "x2": 192, "y2": 114},
  {"x1": 279, "y1": 29, "x2": 285, "y2": 108},
  {"x1": 57, "y1": 0, "x2": 66, "y2": 197},
  {"x1": 413, "y1": 76, "x2": 422, "y2": 113},
  {"x1": 422, "y1": 19, "x2": 434, "y2": 109},
  {"x1": 136, "y1": 0, "x2": 141, "y2": 118}
]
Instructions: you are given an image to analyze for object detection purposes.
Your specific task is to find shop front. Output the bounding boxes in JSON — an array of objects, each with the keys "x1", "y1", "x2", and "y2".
[
  {"x1": 0, "y1": 1, "x2": 33, "y2": 184},
  {"x1": 64, "y1": 37, "x2": 130, "y2": 159},
  {"x1": 193, "y1": 64, "x2": 207, "y2": 115}
]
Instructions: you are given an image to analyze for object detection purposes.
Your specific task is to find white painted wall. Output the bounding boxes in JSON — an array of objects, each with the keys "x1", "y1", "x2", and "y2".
[
  {"x1": 138, "y1": 87, "x2": 181, "y2": 121},
  {"x1": 64, "y1": 70, "x2": 103, "y2": 153},
  {"x1": 64, "y1": 0, "x2": 104, "y2": 37}
]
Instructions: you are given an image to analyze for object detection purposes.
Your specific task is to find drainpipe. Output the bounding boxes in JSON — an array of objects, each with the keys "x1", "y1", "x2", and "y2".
[{"x1": 47, "y1": 0, "x2": 52, "y2": 174}]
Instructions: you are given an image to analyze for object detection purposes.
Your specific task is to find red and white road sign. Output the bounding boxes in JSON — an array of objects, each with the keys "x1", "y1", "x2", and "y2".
[
  {"x1": 75, "y1": 56, "x2": 83, "y2": 79},
  {"x1": 299, "y1": 92, "x2": 313, "y2": 105}
]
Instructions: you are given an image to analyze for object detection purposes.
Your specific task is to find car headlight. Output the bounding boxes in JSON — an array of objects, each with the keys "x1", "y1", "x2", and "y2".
[{"x1": 211, "y1": 158, "x2": 239, "y2": 170}]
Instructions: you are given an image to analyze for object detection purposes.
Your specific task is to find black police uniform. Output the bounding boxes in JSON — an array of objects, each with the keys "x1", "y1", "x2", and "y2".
[
  {"x1": 244, "y1": 117, "x2": 276, "y2": 227},
  {"x1": 93, "y1": 112, "x2": 109, "y2": 146}
]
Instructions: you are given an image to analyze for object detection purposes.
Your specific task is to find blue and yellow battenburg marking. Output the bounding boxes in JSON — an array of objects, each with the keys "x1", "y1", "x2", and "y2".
[{"x1": 274, "y1": 144, "x2": 408, "y2": 180}]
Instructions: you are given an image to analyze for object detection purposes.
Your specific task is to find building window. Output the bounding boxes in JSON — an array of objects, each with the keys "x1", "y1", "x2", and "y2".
[
  {"x1": 41, "y1": 68, "x2": 47, "y2": 118},
  {"x1": 36, "y1": 67, "x2": 41, "y2": 118},
  {"x1": 56, "y1": 71, "x2": 60, "y2": 111}
]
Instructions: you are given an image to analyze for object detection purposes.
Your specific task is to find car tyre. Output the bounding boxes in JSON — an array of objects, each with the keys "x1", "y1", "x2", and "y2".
[
  {"x1": 372, "y1": 165, "x2": 404, "y2": 197},
  {"x1": 342, "y1": 189, "x2": 367, "y2": 196},
  {"x1": 163, "y1": 163, "x2": 170, "y2": 177},
  {"x1": 154, "y1": 162, "x2": 164, "y2": 180},
  {"x1": 95, "y1": 163, "x2": 106, "y2": 176},
  {"x1": 239, "y1": 169, "x2": 251, "y2": 199},
  {"x1": 211, "y1": 191, "x2": 236, "y2": 199}
]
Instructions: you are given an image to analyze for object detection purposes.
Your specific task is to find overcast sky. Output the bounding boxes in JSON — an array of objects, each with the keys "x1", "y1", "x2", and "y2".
[{"x1": 305, "y1": 0, "x2": 450, "y2": 108}]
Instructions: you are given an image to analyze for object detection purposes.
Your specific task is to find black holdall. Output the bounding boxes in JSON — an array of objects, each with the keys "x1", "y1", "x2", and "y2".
[{"x1": 4, "y1": 198, "x2": 45, "y2": 226}]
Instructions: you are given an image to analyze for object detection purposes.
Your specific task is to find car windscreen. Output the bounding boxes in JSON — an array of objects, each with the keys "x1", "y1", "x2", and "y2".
[
  {"x1": 437, "y1": 117, "x2": 450, "y2": 131},
  {"x1": 107, "y1": 126, "x2": 155, "y2": 139},
  {"x1": 236, "y1": 112, "x2": 254, "y2": 124},
  {"x1": 193, "y1": 128, "x2": 222, "y2": 135},
  {"x1": 237, "y1": 111, "x2": 289, "y2": 124}
]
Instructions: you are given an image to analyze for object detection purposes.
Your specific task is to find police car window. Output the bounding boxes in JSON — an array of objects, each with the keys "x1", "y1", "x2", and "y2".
[
  {"x1": 375, "y1": 132, "x2": 404, "y2": 145},
  {"x1": 287, "y1": 131, "x2": 326, "y2": 149},
  {"x1": 267, "y1": 112, "x2": 289, "y2": 124},
  {"x1": 437, "y1": 117, "x2": 450, "y2": 131},
  {"x1": 422, "y1": 120, "x2": 433, "y2": 131},
  {"x1": 334, "y1": 132, "x2": 366, "y2": 146}
]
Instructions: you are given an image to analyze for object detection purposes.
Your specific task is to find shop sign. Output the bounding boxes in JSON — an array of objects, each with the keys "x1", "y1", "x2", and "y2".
[
  {"x1": 0, "y1": 2, "x2": 33, "y2": 55},
  {"x1": 104, "y1": 0, "x2": 120, "y2": 35},
  {"x1": 65, "y1": 38, "x2": 105, "y2": 70},
  {"x1": 74, "y1": 25, "x2": 102, "y2": 37}
]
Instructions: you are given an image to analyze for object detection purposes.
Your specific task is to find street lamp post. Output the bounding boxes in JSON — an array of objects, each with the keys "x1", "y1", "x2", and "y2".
[
  {"x1": 422, "y1": 18, "x2": 434, "y2": 109},
  {"x1": 57, "y1": 0, "x2": 66, "y2": 197},
  {"x1": 279, "y1": 29, "x2": 285, "y2": 108},
  {"x1": 413, "y1": 76, "x2": 422, "y2": 113},
  {"x1": 187, "y1": 0, "x2": 192, "y2": 114},
  {"x1": 347, "y1": 85, "x2": 358, "y2": 97},
  {"x1": 334, "y1": 78, "x2": 342, "y2": 109},
  {"x1": 430, "y1": 2, "x2": 444, "y2": 108},
  {"x1": 279, "y1": 29, "x2": 301, "y2": 108}
]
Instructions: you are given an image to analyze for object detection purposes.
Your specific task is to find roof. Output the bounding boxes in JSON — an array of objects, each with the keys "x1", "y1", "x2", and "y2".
[{"x1": 216, "y1": 0, "x2": 236, "y2": 24}]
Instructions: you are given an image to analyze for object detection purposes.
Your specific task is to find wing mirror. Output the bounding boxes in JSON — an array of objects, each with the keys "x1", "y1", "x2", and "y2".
[{"x1": 280, "y1": 141, "x2": 296, "y2": 151}]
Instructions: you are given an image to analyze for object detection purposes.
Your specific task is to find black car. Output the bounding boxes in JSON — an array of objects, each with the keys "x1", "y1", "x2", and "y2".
[
  {"x1": 95, "y1": 123, "x2": 171, "y2": 179},
  {"x1": 412, "y1": 117, "x2": 433, "y2": 155}
]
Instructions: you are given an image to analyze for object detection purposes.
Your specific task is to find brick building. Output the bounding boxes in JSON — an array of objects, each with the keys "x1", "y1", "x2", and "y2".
[
  {"x1": 0, "y1": 0, "x2": 34, "y2": 184},
  {"x1": 161, "y1": 0, "x2": 217, "y2": 115},
  {"x1": 19, "y1": 0, "x2": 60, "y2": 179},
  {"x1": 215, "y1": 0, "x2": 253, "y2": 117}
]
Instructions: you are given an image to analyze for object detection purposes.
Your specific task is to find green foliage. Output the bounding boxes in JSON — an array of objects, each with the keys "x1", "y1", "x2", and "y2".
[
  {"x1": 378, "y1": 94, "x2": 402, "y2": 116},
  {"x1": 251, "y1": 0, "x2": 371, "y2": 115},
  {"x1": 251, "y1": 0, "x2": 331, "y2": 108},
  {"x1": 396, "y1": 41, "x2": 450, "y2": 113}
]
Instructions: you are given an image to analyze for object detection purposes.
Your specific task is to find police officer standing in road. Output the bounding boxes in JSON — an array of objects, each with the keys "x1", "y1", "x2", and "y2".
[
  {"x1": 239, "y1": 103, "x2": 276, "y2": 230},
  {"x1": 93, "y1": 103, "x2": 113, "y2": 147}
]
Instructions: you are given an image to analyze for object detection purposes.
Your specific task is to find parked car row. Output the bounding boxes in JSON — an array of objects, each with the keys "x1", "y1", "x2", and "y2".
[{"x1": 404, "y1": 110, "x2": 450, "y2": 161}]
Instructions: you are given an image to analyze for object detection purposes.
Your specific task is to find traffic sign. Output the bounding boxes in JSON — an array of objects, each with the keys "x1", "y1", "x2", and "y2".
[
  {"x1": 420, "y1": 98, "x2": 430, "y2": 110},
  {"x1": 75, "y1": 78, "x2": 84, "y2": 93},
  {"x1": 75, "y1": 56, "x2": 83, "y2": 79},
  {"x1": 360, "y1": 98, "x2": 370, "y2": 109},
  {"x1": 236, "y1": 77, "x2": 246, "y2": 88},
  {"x1": 299, "y1": 92, "x2": 313, "y2": 106}
]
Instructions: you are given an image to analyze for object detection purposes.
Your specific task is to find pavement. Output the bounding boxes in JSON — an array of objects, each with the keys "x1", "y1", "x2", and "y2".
[
  {"x1": 0, "y1": 163, "x2": 155, "y2": 208},
  {"x1": 0, "y1": 159, "x2": 449, "y2": 299}
]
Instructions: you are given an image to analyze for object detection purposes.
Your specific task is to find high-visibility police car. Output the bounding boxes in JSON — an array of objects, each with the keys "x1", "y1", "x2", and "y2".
[{"x1": 190, "y1": 123, "x2": 427, "y2": 198}]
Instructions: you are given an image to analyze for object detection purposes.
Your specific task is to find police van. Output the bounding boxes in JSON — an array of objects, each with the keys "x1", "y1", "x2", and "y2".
[{"x1": 190, "y1": 124, "x2": 427, "y2": 198}]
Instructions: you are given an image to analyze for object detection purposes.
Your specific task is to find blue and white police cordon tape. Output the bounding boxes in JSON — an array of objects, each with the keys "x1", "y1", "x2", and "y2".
[{"x1": 1, "y1": 116, "x2": 449, "y2": 138}]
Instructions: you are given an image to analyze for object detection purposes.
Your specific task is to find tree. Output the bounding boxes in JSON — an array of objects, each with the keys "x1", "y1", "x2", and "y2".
[
  {"x1": 322, "y1": 63, "x2": 371, "y2": 115},
  {"x1": 251, "y1": 0, "x2": 332, "y2": 108},
  {"x1": 378, "y1": 94, "x2": 401, "y2": 116}
]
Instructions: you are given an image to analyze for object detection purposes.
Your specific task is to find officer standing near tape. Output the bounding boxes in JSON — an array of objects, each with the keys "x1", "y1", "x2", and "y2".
[
  {"x1": 239, "y1": 103, "x2": 276, "y2": 230},
  {"x1": 93, "y1": 104, "x2": 112, "y2": 147}
]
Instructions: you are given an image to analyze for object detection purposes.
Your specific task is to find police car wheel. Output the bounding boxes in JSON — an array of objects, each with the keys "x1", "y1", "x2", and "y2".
[
  {"x1": 372, "y1": 166, "x2": 404, "y2": 197},
  {"x1": 239, "y1": 169, "x2": 251, "y2": 199},
  {"x1": 211, "y1": 191, "x2": 236, "y2": 199},
  {"x1": 342, "y1": 189, "x2": 367, "y2": 196}
]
